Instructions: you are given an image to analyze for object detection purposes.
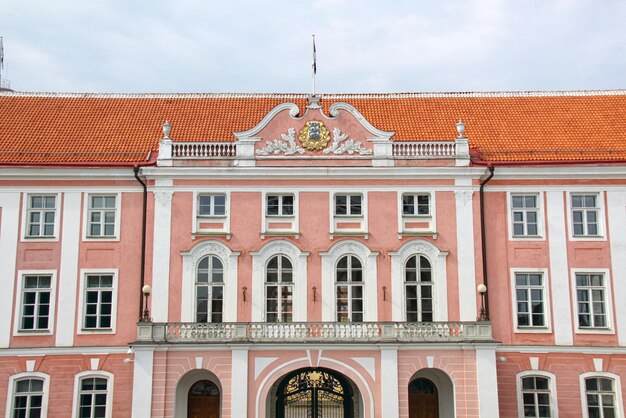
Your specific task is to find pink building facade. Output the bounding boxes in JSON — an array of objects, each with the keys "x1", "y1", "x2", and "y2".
[{"x1": 1, "y1": 91, "x2": 626, "y2": 418}]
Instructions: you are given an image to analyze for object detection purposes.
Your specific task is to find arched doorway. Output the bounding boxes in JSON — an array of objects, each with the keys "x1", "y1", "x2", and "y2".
[
  {"x1": 409, "y1": 378, "x2": 438, "y2": 418},
  {"x1": 187, "y1": 380, "x2": 220, "y2": 418},
  {"x1": 275, "y1": 368, "x2": 354, "y2": 418}
]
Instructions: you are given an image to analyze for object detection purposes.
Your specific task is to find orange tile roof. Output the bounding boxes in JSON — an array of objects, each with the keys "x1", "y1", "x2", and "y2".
[{"x1": 1, "y1": 91, "x2": 626, "y2": 165}]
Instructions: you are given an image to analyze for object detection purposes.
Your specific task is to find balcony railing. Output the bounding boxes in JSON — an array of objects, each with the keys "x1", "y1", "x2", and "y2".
[
  {"x1": 135, "y1": 321, "x2": 492, "y2": 344},
  {"x1": 172, "y1": 142, "x2": 237, "y2": 158},
  {"x1": 392, "y1": 142, "x2": 457, "y2": 158}
]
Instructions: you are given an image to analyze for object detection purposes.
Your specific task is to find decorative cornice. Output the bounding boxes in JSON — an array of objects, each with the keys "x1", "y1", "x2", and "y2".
[
  {"x1": 234, "y1": 103, "x2": 301, "y2": 141},
  {"x1": 328, "y1": 102, "x2": 394, "y2": 140}
]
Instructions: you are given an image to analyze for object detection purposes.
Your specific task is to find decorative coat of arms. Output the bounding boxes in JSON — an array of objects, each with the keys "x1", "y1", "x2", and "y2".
[{"x1": 298, "y1": 121, "x2": 331, "y2": 150}]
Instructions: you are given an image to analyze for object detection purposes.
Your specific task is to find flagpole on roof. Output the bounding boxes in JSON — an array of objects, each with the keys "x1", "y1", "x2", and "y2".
[
  {"x1": 312, "y1": 34, "x2": 317, "y2": 96},
  {"x1": 0, "y1": 37, "x2": 4, "y2": 86}
]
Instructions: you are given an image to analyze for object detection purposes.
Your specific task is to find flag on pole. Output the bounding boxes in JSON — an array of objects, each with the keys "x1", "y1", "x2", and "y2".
[
  {"x1": 0, "y1": 37, "x2": 4, "y2": 70},
  {"x1": 312, "y1": 34, "x2": 317, "y2": 75}
]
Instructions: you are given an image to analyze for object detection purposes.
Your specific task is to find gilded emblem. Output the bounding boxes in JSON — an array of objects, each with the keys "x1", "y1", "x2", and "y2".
[{"x1": 298, "y1": 120, "x2": 330, "y2": 150}]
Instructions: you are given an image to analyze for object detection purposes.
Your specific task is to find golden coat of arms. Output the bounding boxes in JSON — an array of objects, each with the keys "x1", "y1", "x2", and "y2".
[{"x1": 298, "y1": 120, "x2": 330, "y2": 150}]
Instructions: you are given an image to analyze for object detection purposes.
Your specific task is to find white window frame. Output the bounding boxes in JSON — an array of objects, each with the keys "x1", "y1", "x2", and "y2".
[
  {"x1": 511, "y1": 268, "x2": 552, "y2": 333},
  {"x1": 192, "y1": 191, "x2": 231, "y2": 235},
  {"x1": 197, "y1": 193, "x2": 228, "y2": 217},
  {"x1": 194, "y1": 255, "x2": 225, "y2": 323},
  {"x1": 389, "y1": 239, "x2": 448, "y2": 322},
  {"x1": 13, "y1": 270, "x2": 57, "y2": 336},
  {"x1": 6, "y1": 372, "x2": 50, "y2": 418},
  {"x1": 251, "y1": 240, "x2": 309, "y2": 322},
  {"x1": 265, "y1": 193, "x2": 295, "y2": 217},
  {"x1": 335, "y1": 254, "x2": 365, "y2": 323},
  {"x1": 82, "y1": 193, "x2": 121, "y2": 241},
  {"x1": 77, "y1": 269, "x2": 118, "y2": 334},
  {"x1": 403, "y1": 254, "x2": 434, "y2": 322},
  {"x1": 401, "y1": 192, "x2": 432, "y2": 217},
  {"x1": 567, "y1": 191, "x2": 606, "y2": 240},
  {"x1": 508, "y1": 192, "x2": 545, "y2": 240},
  {"x1": 22, "y1": 193, "x2": 60, "y2": 241},
  {"x1": 329, "y1": 192, "x2": 369, "y2": 237},
  {"x1": 333, "y1": 193, "x2": 364, "y2": 217},
  {"x1": 71, "y1": 371, "x2": 114, "y2": 418},
  {"x1": 571, "y1": 268, "x2": 614, "y2": 334},
  {"x1": 516, "y1": 371, "x2": 559, "y2": 418},
  {"x1": 261, "y1": 191, "x2": 299, "y2": 237},
  {"x1": 579, "y1": 372, "x2": 624, "y2": 418},
  {"x1": 264, "y1": 254, "x2": 295, "y2": 322}
]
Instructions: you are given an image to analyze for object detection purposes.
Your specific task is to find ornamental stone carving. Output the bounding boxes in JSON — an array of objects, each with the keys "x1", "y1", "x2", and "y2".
[
  {"x1": 323, "y1": 128, "x2": 372, "y2": 155},
  {"x1": 454, "y1": 190, "x2": 473, "y2": 207},
  {"x1": 154, "y1": 190, "x2": 173, "y2": 207},
  {"x1": 255, "y1": 128, "x2": 305, "y2": 156}
]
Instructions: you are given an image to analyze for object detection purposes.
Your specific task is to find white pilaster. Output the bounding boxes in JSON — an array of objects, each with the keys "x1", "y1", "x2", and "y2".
[
  {"x1": 380, "y1": 346, "x2": 399, "y2": 417},
  {"x1": 56, "y1": 192, "x2": 81, "y2": 347},
  {"x1": 455, "y1": 188, "x2": 477, "y2": 321},
  {"x1": 476, "y1": 347, "x2": 500, "y2": 418},
  {"x1": 0, "y1": 192, "x2": 20, "y2": 347},
  {"x1": 152, "y1": 190, "x2": 173, "y2": 322},
  {"x1": 131, "y1": 348, "x2": 154, "y2": 418},
  {"x1": 231, "y1": 347, "x2": 249, "y2": 418},
  {"x1": 546, "y1": 191, "x2": 573, "y2": 345},
  {"x1": 608, "y1": 191, "x2": 626, "y2": 345}
]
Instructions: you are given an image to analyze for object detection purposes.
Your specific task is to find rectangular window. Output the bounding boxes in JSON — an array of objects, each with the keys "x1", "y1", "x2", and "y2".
[
  {"x1": 87, "y1": 195, "x2": 117, "y2": 237},
  {"x1": 585, "y1": 378, "x2": 617, "y2": 418},
  {"x1": 402, "y1": 193, "x2": 430, "y2": 216},
  {"x1": 521, "y1": 376, "x2": 552, "y2": 418},
  {"x1": 266, "y1": 194, "x2": 294, "y2": 216},
  {"x1": 79, "y1": 377, "x2": 109, "y2": 418},
  {"x1": 335, "y1": 194, "x2": 362, "y2": 216},
  {"x1": 83, "y1": 274, "x2": 114, "y2": 329},
  {"x1": 571, "y1": 194, "x2": 600, "y2": 236},
  {"x1": 12, "y1": 379, "x2": 44, "y2": 418},
  {"x1": 576, "y1": 273, "x2": 607, "y2": 329},
  {"x1": 512, "y1": 194, "x2": 539, "y2": 237},
  {"x1": 26, "y1": 195, "x2": 56, "y2": 237},
  {"x1": 20, "y1": 275, "x2": 52, "y2": 331},
  {"x1": 515, "y1": 273, "x2": 546, "y2": 328},
  {"x1": 198, "y1": 194, "x2": 226, "y2": 216}
]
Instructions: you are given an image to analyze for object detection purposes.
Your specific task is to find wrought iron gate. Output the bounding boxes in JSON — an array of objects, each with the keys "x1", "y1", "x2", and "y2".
[{"x1": 277, "y1": 369, "x2": 352, "y2": 418}]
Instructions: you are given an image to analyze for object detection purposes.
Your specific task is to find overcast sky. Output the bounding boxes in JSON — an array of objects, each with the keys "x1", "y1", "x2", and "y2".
[{"x1": 2, "y1": 0, "x2": 625, "y2": 93}]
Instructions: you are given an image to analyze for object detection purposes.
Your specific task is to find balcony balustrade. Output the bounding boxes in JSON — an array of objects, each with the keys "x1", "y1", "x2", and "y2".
[{"x1": 135, "y1": 321, "x2": 492, "y2": 344}]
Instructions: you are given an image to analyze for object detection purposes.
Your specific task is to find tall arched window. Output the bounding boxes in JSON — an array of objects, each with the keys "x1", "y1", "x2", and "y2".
[
  {"x1": 336, "y1": 255, "x2": 363, "y2": 322},
  {"x1": 405, "y1": 255, "x2": 433, "y2": 322},
  {"x1": 196, "y1": 255, "x2": 224, "y2": 323},
  {"x1": 265, "y1": 255, "x2": 293, "y2": 322}
]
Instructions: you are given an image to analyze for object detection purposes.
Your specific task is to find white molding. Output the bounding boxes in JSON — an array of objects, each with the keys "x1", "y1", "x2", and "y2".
[
  {"x1": 546, "y1": 191, "x2": 574, "y2": 345},
  {"x1": 250, "y1": 240, "x2": 309, "y2": 322},
  {"x1": 380, "y1": 347, "x2": 399, "y2": 417},
  {"x1": 482, "y1": 165, "x2": 626, "y2": 180},
  {"x1": 327, "y1": 102, "x2": 395, "y2": 140},
  {"x1": 496, "y1": 345, "x2": 626, "y2": 354},
  {"x1": 454, "y1": 188, "x2": 477, "y2": 321},
  {"x1": 81, "y1": 192, "x2": 121, "y2": 242},
  {"x1": 5, "y1": 371, "x2": 50, "y2": 418},
  {"x1": 566, "y1": 191, "x2": 607, "y2": 241},
  {"x1": 20, "y1": 192, "x2": 61, "y2": 242},
  {"x1": 607, "y1": 191, "x2": 626, "y2": 345},
  {"x1": 71, "y1": 370, "x2": 114, "y2": 418},
  {"x1": 0, "y1": 192, "x2": 20, "y2": 347},
  {"x1": 234, "y1": 103, "x2": 301, "y2": 140},
  {"x1": 181, "y1": 240, "x2": 240, "y2": 323},
  {"x1": 13, "y1": 270, "x2": 58, "y2": 337},
  {"x1": 0, "y1": 346, "x2": 130, "y2": 356},
  {"x1": 506, "y1": 191, "x2": 546, "y2": 241},
  {"x1": 397, "y1": 191, "x2": 437, "y2": 236},
  {"x1": 476, "y1": 347, "x2": 500, "y2": 418},
  {"x1": 261, "y1": 191, "x2": 299, "y2": 236},
  {"x1": 152, "y1": 189, "x2": 173, "y2": 322},
  {"x1": 389, "y1": 239, "x2": 448, "y2": 322},
  {"x1": 231, "y1": 347, "x2": 249, "y2": 418},
  {"x1": 579, "y1": 372, "x2": 624, "y2": 418},
  {"x1": 510, "y1": 268, "x2": 552, "y2": 333},
  {"x1": 0, "y1": 167, "x2": 141, "y2": 181},
  {"x1": 56, "y1": 192, "x2": 81, "y2": 346},
  {"x1": 131, "y1": 349, "x2": 154, "y2": 418},
  {"x1": 329, "y1": 192, "x2": 368, "y2": 236},
  {"x1": 192, "y1": 190, "x2": 231, "y2": 235},
  {"x1": 76, "y1": 269, "x2": 119, "y2": 335},
  {"x1": 516, "y1": 370, "x2": 559, "y2": 418},
  {"x1": 320, "y1": 240, "x2": 378, "y2": 322},
  {"x1": 570, "y1": 268, "x2": 615, "y2": 334}
]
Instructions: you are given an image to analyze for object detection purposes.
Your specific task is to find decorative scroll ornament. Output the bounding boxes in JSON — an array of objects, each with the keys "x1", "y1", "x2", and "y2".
[
  {"x1": 323, "y1": 128, "x2": 372, "y2": 155},
  {"x1": 255, "y1": 128, "x2": 305, "y2": 156},
  {"x1": 298, "y1": 120, "x2": 331, "y2": 150}
]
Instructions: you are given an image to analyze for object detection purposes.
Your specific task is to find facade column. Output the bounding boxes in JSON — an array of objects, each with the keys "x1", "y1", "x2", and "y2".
[
  {"x1": 476, "y1": 346, "x2": 500, "y2": 418},
  {"x1": 0, "y1": 192, "x2": 20, "y2": 347},
  {"x1": 455, "y1": 187, "x2": 477, "y2": 321},
  {"x1": 608, "y1": 191, "x2": 626, "y2": 345},
  {"x1": 131, "y1": 347, "x2": 154, "y2": 418},
  {"x1": 231, "y1": 346, "x2": 249, "y2": 418},
  {"x1": 380, "y1": 346, "x2": 399, "y2": 417},
  {"x1": 152, "y1": 189, "x2": 173, "y2": 322},
  {"x1": 56, "y1": 192, "x2": 81, "y2": 347}
]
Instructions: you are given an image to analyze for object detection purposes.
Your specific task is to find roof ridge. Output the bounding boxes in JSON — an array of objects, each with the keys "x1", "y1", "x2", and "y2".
[{"x1": 2, "y1": 89, "x2": 626, "y2": 99}]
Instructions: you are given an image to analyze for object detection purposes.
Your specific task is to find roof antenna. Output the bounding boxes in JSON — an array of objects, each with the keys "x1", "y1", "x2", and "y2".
[{"x1": 308, "y1": 34, "x2": 321, "y2": 109}]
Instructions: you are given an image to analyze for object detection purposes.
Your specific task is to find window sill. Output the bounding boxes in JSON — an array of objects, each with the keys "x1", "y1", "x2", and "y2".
[
  {"x1": 398, "y1": 231, "x2": 438, "y2": 239},
  {"x1": 84, "y1": 236, "x2": 119, "y2": 242},
  {"x1": 15, "y1": 329, "x2": 52, "y2": 335},
  {"x1": 78, "y1": 328, "x2": 115, "y2": 334},
  {"x1": 575, "y1": 327, "x2": 614, "y2": 334},
  {"x1": 514, "y1": 327, "x2": 552, "y2": 334},
  {"x1": 192, "y1": 231, "x2": 232, "y2": 240},
  {"x1": 261, "y1": 231, "x2": 300, "y2": 239},
  {"x1": 330, "y1": 231, "x2": 368, "y2": 240}
]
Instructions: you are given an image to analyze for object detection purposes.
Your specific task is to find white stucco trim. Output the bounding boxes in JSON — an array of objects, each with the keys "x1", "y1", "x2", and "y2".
[
  {"x1": 152, "y1": 189, "x2": 173, "y2": 322},
  {"x1": 546, "y1": 191, "x2": 574, "y2": 345},
  {"x1": 510, "y1": 268, "x2": 552, "y2": 333},
  {"x1": 231, "y1": 347, "x2": 249, "y2": 418},
  {"x1": 506, "y1": 191, "x2": 546, "y2": 241},
  {"x1": 320, "y1": 240, "x2": 379, "y2": 322},
  {"x1": 13, "y1": 270, "x2": 58, "y2": 337},
  {"x1": 476, "y1": 347, "x2": 500, "y2": 418},
  {"x1": 380, "y1": 347, "x2": 399, "y2": 417},
  {"x1": 0, "y1": 192, "x2": 20, "y2": 347},
  {"x1": 579, "y1": 372, "x2": 624, "y2": 418},
  {"x1": 454, "y1": 186, "x2": 477, "y2": 321},
  {"x1": 131, "y1": 348, "x2": 154, "y2": 418},
  {"x1": 607, "y1": 191, "x2": 626, "y2": 345},
  {"x1": 250, "y1": 240, "x2": 309, "y2": 322},
  {"x1": 234, "y1": 103, "x2": 301, "y2": 140},
  {"x1": 327, "y1": 102, "x2": 395, "y2": 140},
  {"x1": 516, "y1": 370, "x2": 559, "y2": 418},
  {"x1": 566, "y1": 191, "x2": 607, "y2": 241},
  {"x1": 570, "y1": 268, "x2": 615, "y2": 334},
  {"x1": 389, "y1": 239, "x2": 449, "y2": 321},
  {"x1": 56, "y1": 192, "x2": 81, "y2": 346},
  {"x1": 76, "y1": 269, "x2": 119, "y2": 334},
  {"x1": 70, "y1": 370, "x2": 114, "y2": 418},
  {"x1": 5, "y1": 372, "x2": 50, "y2": 418},
  {"x1": 81, "y1": 192, "x2": 121, "y2": 241},
  {"x1": 20, "y1": 192, "x2": 61, "y2": 242},
  {"x1": 181, "y1": 240, "x2": 240, "y2": 323}
]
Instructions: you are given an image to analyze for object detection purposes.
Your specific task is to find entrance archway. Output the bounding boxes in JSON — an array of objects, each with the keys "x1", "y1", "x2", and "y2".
[
  {"x1": 187, "y1": 380, "x2": 220, "y2": 418},
  {"x1": 273, "y1": 368, "x2": 358, "y2": 418},
  {"x1": 408, "y1": 369, "x2": 455, "y2": 418}
]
